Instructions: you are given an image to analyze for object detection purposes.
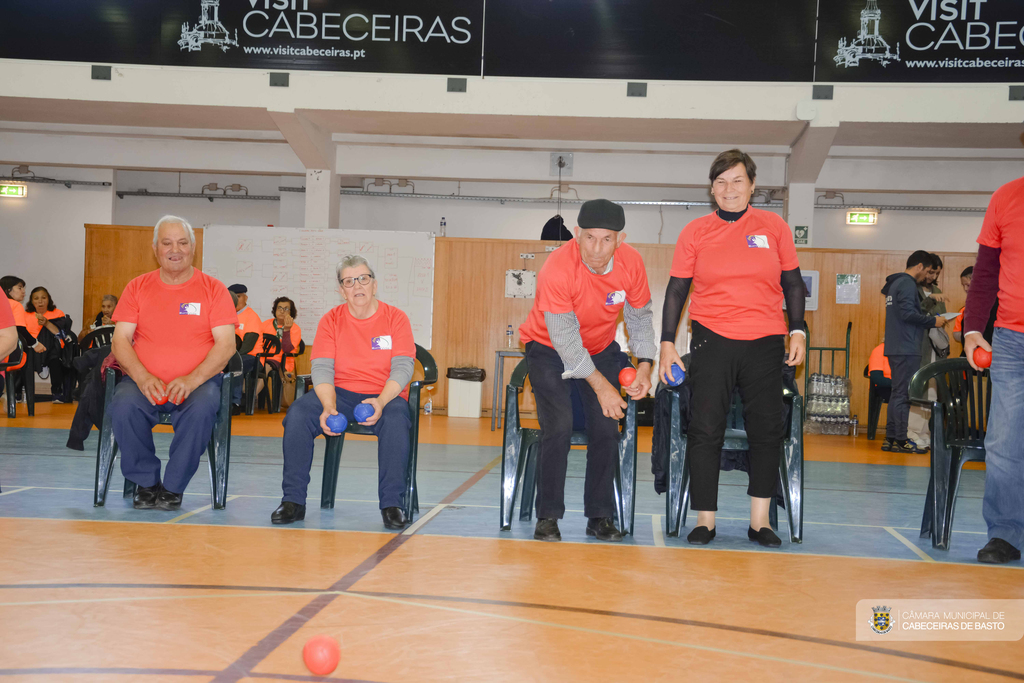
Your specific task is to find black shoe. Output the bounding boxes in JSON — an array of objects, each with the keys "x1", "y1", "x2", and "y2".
[
  {"x1": 381, "y1": 507, "x2": 408, "y2": 530},
  {"x1": 586, "y1": 517, "x2": 623, "y2": 542},
  {"x1": 154, "y1": 487, "x2": 183, "y2": 511},
  {"x1": 748, "y1": 526, "x2": 782, "y2": 548},
  {"x1": 881, "y1": 438, "x2": 895, "y2": 452},
  {"x1": 132, "y1": 483, "x2": 160, "y2": 510},
  {"x1": 686, "y1": 526, "x2": 717, "y2": 545},
  {"x1": 231, "y1": 404, "x2": 242, "y2": 416},
  {"x1": 534, "y1": 518, "x2": 561, "y2": 541},
  {"x1": 271, "y1": 501, "x2": 306, "y2": 525},
  {"x1": 978, "y1": 538, "x2": 1022, "y2": 564}
]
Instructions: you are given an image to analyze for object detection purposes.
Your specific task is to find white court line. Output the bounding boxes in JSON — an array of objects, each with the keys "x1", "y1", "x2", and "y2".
[
  {"x1": 165, "y1": 495, "x2": 240, "y2": 524},
  {"x1": 0, "y1": 487, "x2": 34, "y2": 497},
  {"x1": 651, "y1": 514, "x2": 665, "y2": 547},
  {"x1": 403, "y1": 504, "x2": 448, "y2": 535},
  {"x1": 883, "y1": 526, "x2": 936, "y2": 562}
]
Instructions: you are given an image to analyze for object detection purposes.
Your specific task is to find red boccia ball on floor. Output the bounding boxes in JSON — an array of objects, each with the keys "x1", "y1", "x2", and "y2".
[
  {"x1": 618, "y1": 367, "x2": 636, "y2": 388},
  {"x1": 974, "y1": 347, "x2": 992, "y2": 369},
  {"x1": 303, "y1": 634, "x2": 340, "y2": 676}
]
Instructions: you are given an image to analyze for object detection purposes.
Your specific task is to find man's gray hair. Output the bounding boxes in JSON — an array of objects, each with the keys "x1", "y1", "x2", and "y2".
[
  {"x1": 153, "y1": 215, "x2": 196, "y2": 246},
  {"x1": 101, "y1": 294, "x2": 118, "y2": 305},
  {"x1": 229, "y1": 290, "x2": 239, "y2": 308},
  {"x1": 336, "y1": 254, "x2": 375, "y2": 283}
]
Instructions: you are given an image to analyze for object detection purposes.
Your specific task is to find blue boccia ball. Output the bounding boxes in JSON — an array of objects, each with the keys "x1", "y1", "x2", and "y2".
[
  {"x1": 667, "y1": 364, "x2": 686, "y2": 387},
  {"x1": 354, "y1": 403, "x2": 374, "y2": 423},
  {"x1": 325, "y1": 413, "x2": 348, "y2": 433}
]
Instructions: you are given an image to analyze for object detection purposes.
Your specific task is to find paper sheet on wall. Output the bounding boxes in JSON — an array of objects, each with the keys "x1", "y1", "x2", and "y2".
[{"x1": 836, "y1": 273, "x2": 861, "y2": 305}]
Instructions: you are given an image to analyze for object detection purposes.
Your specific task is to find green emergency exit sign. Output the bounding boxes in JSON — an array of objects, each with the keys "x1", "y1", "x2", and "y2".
[
  {"x1": 0, "y1": 184, "x2": 27, "y2": 197},
  {"x1": 846, "y1": 211, "x2": 878, "y2": 225}
]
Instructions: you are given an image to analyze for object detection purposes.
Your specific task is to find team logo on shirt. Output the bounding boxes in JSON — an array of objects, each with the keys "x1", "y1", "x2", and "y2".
[
  {"x1": 605, "y1": 290, "x2": 626, "y2": 305},
  {"x1": 179, "y1": 303, "x2": 202, "y2": 315},
  {"x1": 371, "y1": 335, "x2": 392, "y2": 350},
  {"x1": 746, "y1": 235, "x2": 770, "y2": 249}
]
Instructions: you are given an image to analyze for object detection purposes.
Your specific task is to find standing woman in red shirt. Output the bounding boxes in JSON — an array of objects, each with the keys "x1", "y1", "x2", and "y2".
[{"x1": 659, "y1": 149, "x2": 806, "y2": 548}]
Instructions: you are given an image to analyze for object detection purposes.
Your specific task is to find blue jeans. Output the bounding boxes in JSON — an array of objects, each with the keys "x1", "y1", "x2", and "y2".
[
  {"x1": 983, "y1": 327, "x2": 1024, "y2": 550},
  {"x1": 281, "y1": 387, "x2": 411, "y2": 508},
  {"x1": 110, "y1": 375, "x2": 223, "y2": 494}
]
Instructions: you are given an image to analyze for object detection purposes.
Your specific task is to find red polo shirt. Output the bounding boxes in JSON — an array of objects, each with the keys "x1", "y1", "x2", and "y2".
[
  {"x1": 519, "y1": 239, "x2": 651, "y2": 355},
  {"x1": 671, "y1": 207, "x2": 799, "y2": 340},
  {"x1": 311, "y1": 301, "x2": 415, "y2": 399},
  {"x1": 977, "y1": 176, "x2": 1024, "y2": 333},
  {"x1": 113, "y1": 269, "x2": 237, "y2": 384}
]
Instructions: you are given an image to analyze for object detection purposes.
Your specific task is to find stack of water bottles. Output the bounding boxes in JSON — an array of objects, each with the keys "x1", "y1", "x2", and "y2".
[{"x1": 805, "y1": 373, "x2": 852, "y2": 435}]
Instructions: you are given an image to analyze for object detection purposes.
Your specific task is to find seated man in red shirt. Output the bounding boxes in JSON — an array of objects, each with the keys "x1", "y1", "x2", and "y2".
[
  {"x1": 110, "y1": 216, "x2": 237, "y2": 511},
  {"x1": 272, "y1": 255, "x2": 416, "y2": 530},
  {"x1": 227, "y1": 283, "x2": 262, "y2": 410},
  {"x1": 519, "y1": 199, "x2": 657, "y2": 543}
]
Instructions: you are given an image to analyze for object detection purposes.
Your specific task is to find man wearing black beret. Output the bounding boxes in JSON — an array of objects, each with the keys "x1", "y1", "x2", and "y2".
[{"x1": 519, "y1": 199, "x2": 657, "y2": 541}]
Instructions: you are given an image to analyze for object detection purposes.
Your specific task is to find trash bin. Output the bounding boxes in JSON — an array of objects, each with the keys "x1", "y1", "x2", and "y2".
[{"x1": 446, "y1": 367, "x2": 485, "y2": 418}]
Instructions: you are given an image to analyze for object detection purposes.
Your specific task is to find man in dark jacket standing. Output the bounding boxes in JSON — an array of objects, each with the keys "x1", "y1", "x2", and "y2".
[{"x1": 881, "y1": 250, "x2": 946, "y2": 453}]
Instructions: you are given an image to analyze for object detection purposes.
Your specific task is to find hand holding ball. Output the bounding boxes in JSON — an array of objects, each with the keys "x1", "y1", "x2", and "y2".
[
  {"x1": 354, "y1": 403, "x2": 375, "y2": 423},
  {"x1": 155, "y1": 394, "x2": 168, "y2": 406},
  {"x1": 973, "y1": 347, "x2": 992, "y2": 369},
  {"x1": 618, "y1": 367, "x2": 636, "y2": 388},
  {"x1": 667, "y1": 364, "x2": 686, "y2": 387},
  {"x1": 325, "y1": 413, "x2": 348, "y2": 433},
  {"x1": 303, "y1": 635, "x2": 340, "y2": 676}
]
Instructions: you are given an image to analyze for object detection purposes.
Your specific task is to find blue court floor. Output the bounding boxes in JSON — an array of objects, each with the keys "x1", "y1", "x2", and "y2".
[{"x1": 0, "y1": 426, "x2": 1006, "y2": 569}]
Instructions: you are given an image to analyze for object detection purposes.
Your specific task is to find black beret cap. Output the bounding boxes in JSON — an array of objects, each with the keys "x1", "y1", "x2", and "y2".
[
  {"x1": 577, "y1": 199, "x2": 625, "y2": 232},
  {"x1": 227, "y1": 284, "x2": 248, "y2": 294}
]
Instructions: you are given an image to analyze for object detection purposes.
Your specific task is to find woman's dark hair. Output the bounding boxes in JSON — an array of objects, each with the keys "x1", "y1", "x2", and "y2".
[
  {"x1": 271, "y1": 297, "x2": 297, "y2": 319},
  {"x1": 1, "y1": 276, "x2": 25, "y2": 299},
  {"x1": 906, "y1": 250, "x2": 932, "y2": 269},
  {"x1": 26, "y1": 286, "x2": 56, "y2": 312},
  {"x1": 709, "y1": 149, "x2": 757, "y2": 183},
  {"x1": 961, "y1": 266, "x2": 974, "y2": 278},
  {"x1": 930, "y1": 253, "x2": 943, "y2": 270}
]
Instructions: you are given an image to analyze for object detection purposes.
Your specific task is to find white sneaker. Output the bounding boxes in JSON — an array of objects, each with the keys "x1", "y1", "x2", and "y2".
[{"x1": 38, "y1": 367, "x2": 49, "y2": 380}]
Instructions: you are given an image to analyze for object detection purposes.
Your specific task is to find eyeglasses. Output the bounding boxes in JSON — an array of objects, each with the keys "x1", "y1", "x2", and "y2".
[{"x1": 340, "y1": 274, "x2": 374, "y2": 288}]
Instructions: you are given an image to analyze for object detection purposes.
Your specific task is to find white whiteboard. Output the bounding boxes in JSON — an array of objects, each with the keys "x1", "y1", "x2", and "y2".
[{"x1": 202, "y1": 226, "x2": 434, "y2": 348}]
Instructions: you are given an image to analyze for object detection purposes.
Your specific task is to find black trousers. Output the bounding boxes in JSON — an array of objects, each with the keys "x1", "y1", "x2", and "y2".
[
  {"x1": 526, "y1": 340, "x2": 622, "y2": 520},
  {"x1": 884, "y1": 354, "x2": 919, "y2": 441},
  {"x1": 687, "y1": 321, "x2": 785, "y2": 511}
]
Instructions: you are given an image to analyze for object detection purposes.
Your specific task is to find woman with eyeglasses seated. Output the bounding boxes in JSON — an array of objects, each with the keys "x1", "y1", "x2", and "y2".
[
  {"x1": 259, "y1": 296, "x2": 302, "y2": 401},
  {"x1": 272, "y1": 255, "x2": 416, "y2": 531}
]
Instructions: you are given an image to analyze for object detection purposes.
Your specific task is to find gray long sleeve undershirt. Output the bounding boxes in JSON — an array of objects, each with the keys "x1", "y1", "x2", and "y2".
[
  {"x1": 544, "y1": 299, "x2": 657, "y2": 380},
  {"x1": 311, "y1": 356, "x2": 415, "y2": 391}
]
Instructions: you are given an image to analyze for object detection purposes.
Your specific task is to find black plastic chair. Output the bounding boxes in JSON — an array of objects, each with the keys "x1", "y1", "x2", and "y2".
[
  {"x1": 93, "y1": 353, "x2": 243, "y2": 509},
  {"x1": 235, "y1": 332, "x2": 260, "y2": 414},
  {"x1": 864, "y1": 365, "x2": 892, "y2": 440},
  {"x1": 498, "y1": 357, "x2": 640, "y2": 536},
  {"x1": 664, "y1": 355, "x2": 805, "y2": 543},
  {"x1": 0, "y1": 341, "x2": 27, "y2": 418},
  {"x1": 80, "y1": 326, "x2": 115, "y2": 351},
  {"x1": 910, "y1": 358, "x2": 990, "y2": 550},
  {"x1": 256, "y1": 333, "x2": 305, "y2": 414},
  {"x1": 296, "y1": 344, "x2": 438, "y2": 522}
]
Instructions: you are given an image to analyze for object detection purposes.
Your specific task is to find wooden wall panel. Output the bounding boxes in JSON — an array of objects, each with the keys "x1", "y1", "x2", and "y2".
[
  {"x1": 430, "y1": 238, "x2": 977, "y2": 426},
  {"x1": 83, "y1": 224, "x2": 204, "y2": 331}
]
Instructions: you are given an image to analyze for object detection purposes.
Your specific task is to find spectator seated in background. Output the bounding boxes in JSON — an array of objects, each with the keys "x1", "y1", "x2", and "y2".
[
  {"x1": 868, "y1": 343, "x2": 892, "y2": 388},
  {"x1": 227, "y1": 283, "x2": 262, "y2": 412},
  {"x1": 80, "y1": 294, "x2": 118, "y2": 340},
  {"x1": 24, "y1": 286, "x2": 75, "y2": 403},
  {"x1": 2, "y1": 276, "x2": 48, "y2": 402},
  {"x1": 271, "y1": 255, "x2": 415, "y2": 529},
  {"x1": 0, "y1": 293, "x2": 18, "y2": 364},
  {"x1": 109, "y1": 215, "x2": 237, "y2": 511},
  {"x1": 260, "y1": 296, "x2": 302, "y2": 403}
]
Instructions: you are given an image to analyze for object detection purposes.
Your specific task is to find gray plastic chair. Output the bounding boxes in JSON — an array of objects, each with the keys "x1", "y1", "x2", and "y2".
[
  {"x1": 498, "y1": 357, "x2": 639, "y2": 535},
  {"x1": 910, "y1": 358, "x2": 990, "y2": 550},
  {"x1": 93, "y1": 353, "x2": 243, "y2": 509}
]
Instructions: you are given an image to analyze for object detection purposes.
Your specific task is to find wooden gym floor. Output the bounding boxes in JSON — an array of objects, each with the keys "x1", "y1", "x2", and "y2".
[{"x1": 0, "y1": 403, "x2": 1020, "y2": 682}]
